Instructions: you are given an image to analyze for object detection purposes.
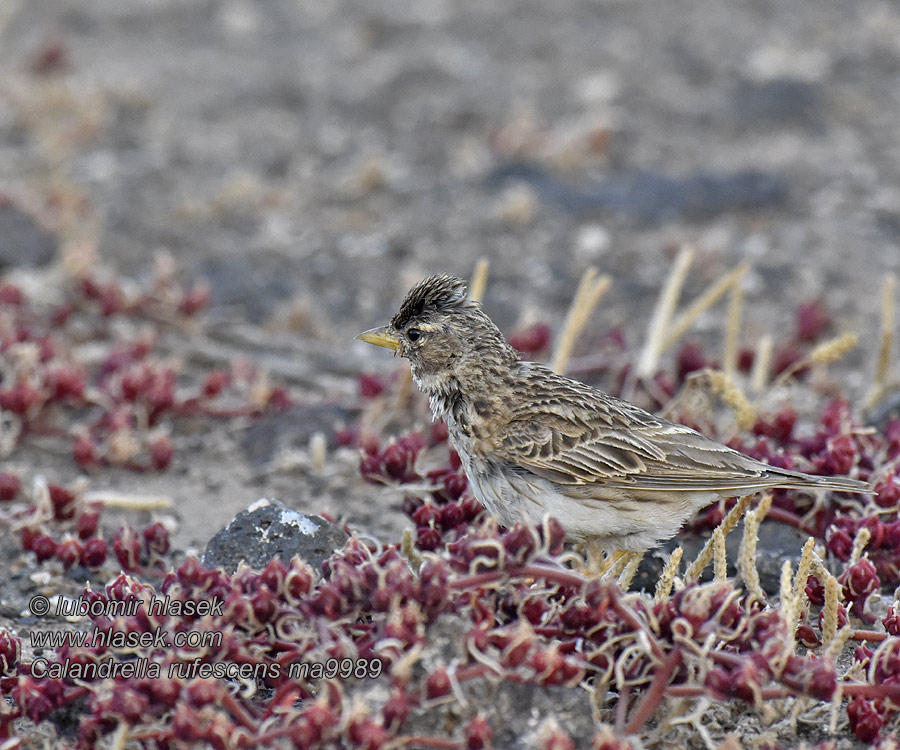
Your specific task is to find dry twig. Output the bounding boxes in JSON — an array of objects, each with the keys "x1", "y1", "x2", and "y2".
[
  {"x1": 469, "y1": 258, "x2": 490, "y2": 304},
  {"x1": 737, "y1": 493, "x2": 773, "y2": 601},
  {"x1": 751, "y1": 334, "x2": 773, "y2": 394},
  {"x1": 654, "y1": 547, "x2": 684, "y2": 602},
  {"x1": 661, "y1": 263, "x2": 749, "y2": 352},
  {"x1": 684, "y1": 494, "x2": 754, "y2": 582},
  {"x1": 723, "y1": 278, "x2": 744, "y2": 379},
  {"x1": 638, "y1": 247, "x2": 694, "y2": 377},
  {"x1": 83, "y1": 491, "x2": 173, "y2": 510},
  {"x1": 864, "y1": 273, "x2": 896, "y2": 411},
  {"x1": 550, "y1": 269, "x2": 611, "y2": 374}
]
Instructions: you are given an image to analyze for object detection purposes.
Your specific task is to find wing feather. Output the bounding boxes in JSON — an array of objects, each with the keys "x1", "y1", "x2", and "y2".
[{"x1": 490, "y1": 364, "x2": 818, "y2": 495}]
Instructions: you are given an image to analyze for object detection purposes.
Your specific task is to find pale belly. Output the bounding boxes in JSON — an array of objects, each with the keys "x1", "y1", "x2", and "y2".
[{"x1": 459, "y1": 451, "x2": 711, "y2": 552}]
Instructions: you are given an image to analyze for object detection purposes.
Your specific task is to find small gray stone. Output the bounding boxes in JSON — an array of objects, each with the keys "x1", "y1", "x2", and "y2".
[
  {"x1": 240, "y1": 403, "x2": 354, "y2": 467},
  {"x1": 202, "y1": 498, "x2": 349, "y2": 574},
  {"x1": 734, "y1": 78, "x2": 824, "y2": 132},
  {"x1": 198, "y1": 256, "x2": 296, "y2": 323},
  {"x1": 0, "y1": 203, "x2": 58, "y2": 269}
]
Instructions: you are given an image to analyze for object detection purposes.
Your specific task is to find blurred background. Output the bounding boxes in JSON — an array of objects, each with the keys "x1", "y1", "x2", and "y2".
[
  {"x1": 3, "y1": 5, "x2": 899, "y2": 743},
  {"x1": 1, "y1": 0, "x2": 899, "y2": 351}
]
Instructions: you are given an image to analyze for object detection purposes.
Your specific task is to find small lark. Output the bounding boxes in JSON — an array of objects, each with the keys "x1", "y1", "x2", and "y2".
[{"x1": 358, "y1": 275, "x2": 868, "y2": 552}]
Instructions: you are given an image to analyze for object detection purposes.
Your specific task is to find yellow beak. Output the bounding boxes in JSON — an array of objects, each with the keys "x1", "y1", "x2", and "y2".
[{"x1": 356, "y1": 326, "x2": 400, "y2": 352}]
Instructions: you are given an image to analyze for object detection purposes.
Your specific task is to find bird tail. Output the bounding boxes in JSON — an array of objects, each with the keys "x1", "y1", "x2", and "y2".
[{"x1": 768, "y1": 468, "x2": 869, "y2": 494}]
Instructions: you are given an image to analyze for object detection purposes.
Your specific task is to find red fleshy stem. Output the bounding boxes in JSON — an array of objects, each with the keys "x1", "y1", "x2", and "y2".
[
  {"x1": 709, "y1": 650, "x2": 744, "y2": 668},
  {"x1": 455, "y1": 663, "x2": 500, "y2": 681},
  {"x1": 449, "y1": 571, "x2": 505, "y2": 590},
  {"x1": 707, "y1": 650, "x2": 838, "y2": 701},
  {"x1": 449, "y1": 564, "x2": 586, "y2": 591},
  {"x1": 220, "y1": 689, "x2": 260, "y2": 731},
  {"x1": 399, "y1": 737, "x2": 460, "y2": 749},
  {"x1": 513, "y1": 564, "x2": 586, "y2": 588},
  {"x1": 615, "y1": 684, "x2": 632, "y2": 735},
  {"x1": 848, "y1": 630, "x2": 888, "y2": 643},
  {"x1": 128, "y1": 728, "x2": 173, "y2": 742},
  {"x1": 843, "y1": 682, "x2": 900, "y2": 698},
  {"x1": 514, "y1": 564, "x2": 668, "y2": 664},
  {"x1": 609, "y1": 599, "x2": 666, "y2": 662},
  {"x1": 764, "y1": 505, "x2": 817, "y2": 535},
  {"x1": 667, "y1": 685, "x2": 794, "y2": 700},
  {"x1": 449, "y1": 564, "x2": 666, "y2": 662},
  {"x1": 252, "y1": 726, "x2": 299, "y2": 745},
  {"x1": 534, "y1": 626, "x2": 586, "y2": 639},
  {"x1": 624, "y1": 649, "x2": 683, "y2": 734}
]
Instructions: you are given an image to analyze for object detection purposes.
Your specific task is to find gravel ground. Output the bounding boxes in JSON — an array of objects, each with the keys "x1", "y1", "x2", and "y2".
[{"x1": 2, "y1": 0, "x2": 899, "y2": 327}]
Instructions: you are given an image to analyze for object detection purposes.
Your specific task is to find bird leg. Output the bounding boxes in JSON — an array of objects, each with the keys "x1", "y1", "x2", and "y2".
[{"x1": 583, "y1": 541, "x2": 630, "y2": 578}]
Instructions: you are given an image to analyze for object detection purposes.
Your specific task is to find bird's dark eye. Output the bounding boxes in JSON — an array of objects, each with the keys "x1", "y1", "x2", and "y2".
[{"x1": 407, "y1": 328, "x2": 422, "y2": 342}]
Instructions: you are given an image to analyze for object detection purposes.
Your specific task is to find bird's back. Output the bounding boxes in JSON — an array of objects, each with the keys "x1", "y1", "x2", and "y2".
[{"x1": 480, "y1": 360, "x2": 869, "y2": 497}]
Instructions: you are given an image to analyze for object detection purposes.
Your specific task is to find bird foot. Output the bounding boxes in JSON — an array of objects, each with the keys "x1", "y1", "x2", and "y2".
[{"x1": 583, "y1": 547, "x2": 631, "y2": 579}]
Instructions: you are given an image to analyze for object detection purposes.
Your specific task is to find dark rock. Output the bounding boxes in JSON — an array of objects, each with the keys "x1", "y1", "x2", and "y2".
[
  {"x1": 202, "y1": 498, "x2": 349, "y2": 574},
  {"x1": 240, "y1": 403, "x2": 355, "y2": 466},
  {"x1": 199, "y1": 256, "x2": 297, "y2": 324},
  {"x1": 875, "y1": 210, "x2": 900, "y2": 241},
  {"x1": 487, "y1": 162, "x2": 788, "y2": 223},
  {"x1": 628, "y1": 547, "x2": 672, "y2": 594},
  {"x1": 0, "y1": 203, "x2": 58, "y2": 269},
  {"x1": 865, "y1": 388, "x2": 900, "y2": 429},
  {"x1": 734, "y1": 78, "x2": 824, "y2": 132}
]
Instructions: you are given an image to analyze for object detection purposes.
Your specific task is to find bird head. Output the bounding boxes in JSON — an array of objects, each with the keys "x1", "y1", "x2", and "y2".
[{"x1": 357, "y1": 274, "x2": 518, "y2": 392}]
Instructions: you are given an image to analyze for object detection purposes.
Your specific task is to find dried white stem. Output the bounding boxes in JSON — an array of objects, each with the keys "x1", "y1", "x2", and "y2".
[
  {"x1": 737, "y1": 493, "x2": 772, "y2": 601},
  {"x1": 791, "y1": 537, "x2": 817, "y2": 618},
  {"x1": 655, "y1": 547, "x2": 684, "y2": 602},
  {"x1": 684, "y1": 494, "x2": 753, "y2": 582},
  {"x1": 850, "y1": 526, "x2": 871, "y2": 566},
  {"x1": 723, "y1": 276, "x2": 745, "y2": 379},
  {"x1": 712, "y1": 528, "x2": 727, "y2": 581},
  {"x1": 469, "y1": 258, "x2": 490, "y2": 303},
  {"x1": 550, "y1": 269, "x2": 611, "y2": 374},
  {"x1": 638, "y1": 247, "x2": 694, "y2": 377},
  {"x1": 822, "y1": 574, "x2": 840, "y2": 648},
  {"x1": 83, "y1": 491, "x2": 173, "y2": 510},
  {"x1": 661, "y1": 262, "x2": 748, "y2": 352},
  {"x1": 751, "y1": 334, "x2": 773, "y2": 394},
  {"x1": 865, "y1": 272, "x2": 896, "y2": 410}
]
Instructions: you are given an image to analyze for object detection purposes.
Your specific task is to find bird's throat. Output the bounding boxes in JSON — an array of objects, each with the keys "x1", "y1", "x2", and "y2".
[{"x1": 413, "y1": 370, "x2": 465, "y2": 423}]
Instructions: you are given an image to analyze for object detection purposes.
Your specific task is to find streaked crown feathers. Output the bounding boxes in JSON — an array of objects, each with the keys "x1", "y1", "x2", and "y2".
[{"x1": 391, "y1": 275, "x2": 471, "y2": 329}]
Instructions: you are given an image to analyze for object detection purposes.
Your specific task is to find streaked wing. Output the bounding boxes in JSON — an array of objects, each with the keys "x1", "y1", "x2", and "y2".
[{"x1": 491, "y1": 367, "x2": 786, "y2": 494}]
